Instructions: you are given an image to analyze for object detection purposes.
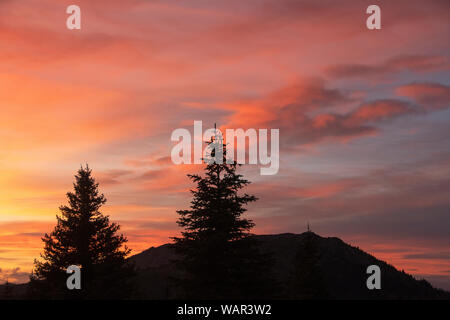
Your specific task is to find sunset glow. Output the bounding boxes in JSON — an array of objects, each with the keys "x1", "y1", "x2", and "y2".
[{"x1": 0, "y1": 0, "x2": 449, "y2": 290}]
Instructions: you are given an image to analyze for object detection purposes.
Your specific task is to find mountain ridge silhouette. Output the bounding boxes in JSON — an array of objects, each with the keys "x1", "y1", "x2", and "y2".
[
  {"x1": 1, "y1": 232, "x2": 449, "y2": 299},
  {"x1": 130, "y1": 232, "x2": 450, "y2": 299}
]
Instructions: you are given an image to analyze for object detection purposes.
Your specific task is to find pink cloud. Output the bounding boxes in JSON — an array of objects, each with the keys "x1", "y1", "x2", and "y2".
[
  {"x1": 396, "y1": 83, "x2": 450, "y2": 110},
  {"x1": 223, "y1": 79, "x2": 419, "y2": 147},
  {"x1": 326, "y1": 55, "x2": 449, "y2": 79}
]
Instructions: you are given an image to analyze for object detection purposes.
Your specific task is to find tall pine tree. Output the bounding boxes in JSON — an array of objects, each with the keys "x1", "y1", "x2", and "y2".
[
  {"x1": 173, "y1": 130, "x2": 276, "y2": 299},
  {"x1": 30, "y1": 165, "x2": 135, "y2": 299}
]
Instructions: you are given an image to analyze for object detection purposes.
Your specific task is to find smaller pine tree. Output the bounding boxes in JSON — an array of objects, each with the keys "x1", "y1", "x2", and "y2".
[
  {"x1": 30, "y1": 165, "x2": 135, "y2": 299},
  {"x1": 2, "y1": 280, "x2": 13, "y2": 300}
]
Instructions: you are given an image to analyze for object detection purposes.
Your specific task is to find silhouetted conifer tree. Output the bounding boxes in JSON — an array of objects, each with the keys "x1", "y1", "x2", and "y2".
[
  {"x1": 30, "y1": 165, "x2": 135, "y2": 299},
  {"x1": 2, "y1": 280, "x2": 13, "y2": 299},
  {"x1": 173, "y1": 130, "x2": 276, "y2": 299},
  {"x1": 290, "y1": 232, "x2": 328, "y2": 299}
]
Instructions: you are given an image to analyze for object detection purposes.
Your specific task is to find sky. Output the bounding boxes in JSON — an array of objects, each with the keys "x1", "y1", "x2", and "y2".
[{"x1": 0, "y1": 0, "x2": 449, "y2": 290}]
